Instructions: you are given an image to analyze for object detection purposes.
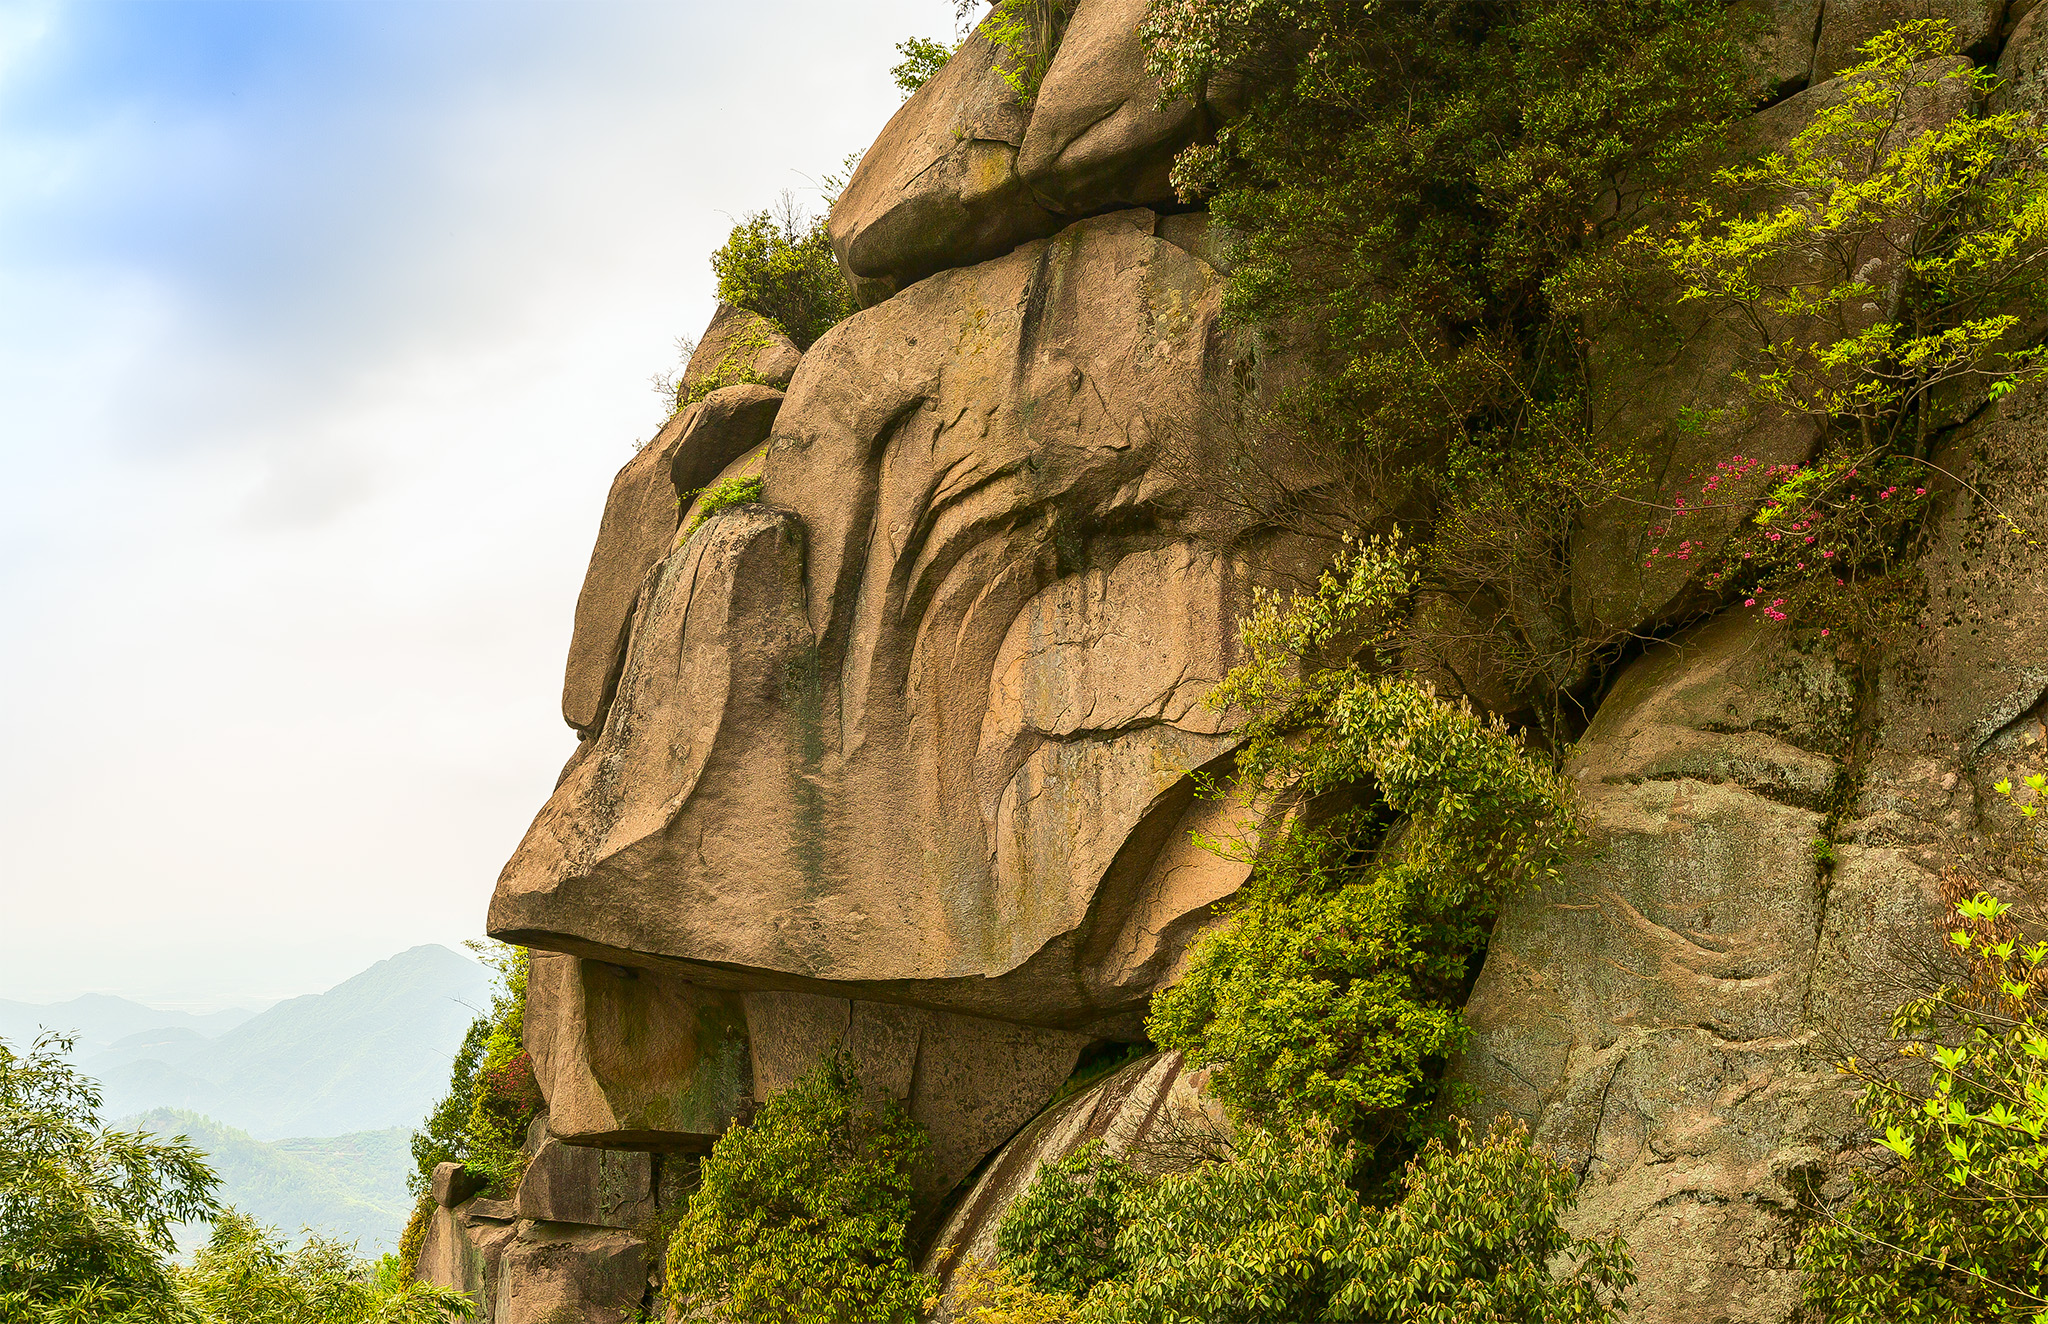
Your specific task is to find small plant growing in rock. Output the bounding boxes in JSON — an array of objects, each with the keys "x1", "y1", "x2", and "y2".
[
  {"x1": 1799, "y1": 882, "x2": 2048, "y2": 1319},
  {"x1": 680, "y1": 473, "x2": 765, "y2": 544},
  {"x1": 891, "y1": 35, "x2": 958, "y2": 96},
  {"x1": 983, "y1": 0, "x2": 1070, "y2": 104},
  {"x1": 666, "y1": 1055, "x2": 930, "y2": 1324}
]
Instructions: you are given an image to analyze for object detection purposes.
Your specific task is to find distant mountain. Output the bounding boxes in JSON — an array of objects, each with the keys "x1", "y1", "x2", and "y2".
[
  {"x1": 0, "y1": 993, "x2": 258, "y2": 1055},
  {"x1": 86, "y1": 944, "x2": 491, "y2": 1139},
  {"x1": 123, "y1": 1109, "x2": 414, "y2": 1256}
]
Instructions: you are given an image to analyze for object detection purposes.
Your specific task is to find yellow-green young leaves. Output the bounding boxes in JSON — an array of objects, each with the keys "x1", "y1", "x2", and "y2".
[{"x1": 1638, "y1": 19, "x2": 2048, "y2": 443}]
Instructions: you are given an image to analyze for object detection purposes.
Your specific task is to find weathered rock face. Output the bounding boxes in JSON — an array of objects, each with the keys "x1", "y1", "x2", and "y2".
[
  {"x1": 453, "y1": 3, "x2": 2048, "y2": 1319},
  {"x1": 495, "y1": 209, "x2": 1309, "y2": 1034},
  {"x1": 683, "y1": 303, "x2": 803, "y2": 393},
  {"x1": 1460, "y1": 369, "x2": 2048, "y2": 1322},
  {"x1": 828, "y1": 0, "x2": 1222, "y2": 304},
  {"x1": 561, "y1": 384, "x2": 785, "y2": 738},
  {"x1": 1015, "y1": 0, "x2": 1205, "y2": 215}
]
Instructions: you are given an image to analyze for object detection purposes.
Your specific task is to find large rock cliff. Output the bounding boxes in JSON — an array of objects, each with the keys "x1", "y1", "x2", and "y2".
[{"x1": 420, "y1": 0, "x2": 2048, "y2": 1319}]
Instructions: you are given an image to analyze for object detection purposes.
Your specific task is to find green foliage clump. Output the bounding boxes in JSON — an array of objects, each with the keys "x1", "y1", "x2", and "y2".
[
  {"x1": 665, "y1": 1056, "x2": 931, "y2": 1324},
  {"x1": 891, "y1": 36, "x2": 959, "y2": 96},
  {"x1": 985, "y1": 0, "x2": 1070, "y2": 104},
  {"x1": 1149, "y1": 537, "x2": 1573, "y2": 1146},
  {"x1": 0, "y1": 1038, "x2": 467, "y2": 1323},
  {"x1": 711, "y1": 205, "x2": 853, "y2": 351},
  {"x1": 994, "y1": 1141, "x2": 1131, "y2": 1298},
  {"x1": 397, "y1": 944, "x2": 537, "y2": 1276},
  {"x1": 181, "y1": 1211, "x2": 474, "y2": 1324},
  {"x1": 0, "y1": 1033, "x2": 221, "y2": 1323},
  {"x1": 680, "y1": 473, "x2": 766, "y2": 544},
  {"x1": 1798, "y1": 884, "x2": 2048, "y2": 1321},
  {"x1": 986, "y1": 1122, "x2": 1629, "y2": 1324},
  {"x1": 1137, "y1": 0, "x2": 1757, "y2": 731}
]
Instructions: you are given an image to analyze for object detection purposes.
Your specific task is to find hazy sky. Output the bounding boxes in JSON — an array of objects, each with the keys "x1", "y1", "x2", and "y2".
[{"x1": 0, "y1": 0, "x2": 950, "y2": 1010}]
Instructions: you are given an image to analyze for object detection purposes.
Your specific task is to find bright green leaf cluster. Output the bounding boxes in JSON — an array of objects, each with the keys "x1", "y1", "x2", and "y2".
[
  {"x1": 680, "y1": 473, "x2": 766, "y2": 545},
  {"x1": 0, "y1": 1034, "x2": 220, "y2": 1323},
  {"x1": 1799, "y1": 886, "x2": 2048, "y2": 1319},
  {"x1": 665, "y1": 1056, "x2": 931, "y2": 1324},
  {"x1": 181, "y1": 1212, "x2": 475, "y2": 1324},
  {"x1": 890, "y1": 36, "x2": 959, "y2": 96},
  {"x1": 1640, "y1": 20, "x2": 2048, "y2": 451},
  {"x1": 711, "y1": 210, "x2": 854, "y2": 352},
  {"x1": 994, "y1": 1141, "x2": 1131, "y2": 1298}
]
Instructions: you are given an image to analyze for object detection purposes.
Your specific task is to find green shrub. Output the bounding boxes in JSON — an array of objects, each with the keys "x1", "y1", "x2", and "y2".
[
  {"x1": 680, "y1": 473, "x2": 765, "y2": 544},
  {"x1": 1137, "y1": 0, "x2": 1755, "y2": 735},
  {"x1": 665, "y1": 1056, "x2": 931, "y2": 1324},
  {"x1": 0, "y1": 1033, "x2": 220, "y2": 1323},
  {"x1": 181, "y1": 1211, "x2": 474, "y2": 1324},
  {"x1": 995, "y1": 1141, "x2": 1132, "y2": 1297},
  {"x1": 1149, "y1": 537, "x2": 1574, "y2": 1151},
  {"x1": 988, "y1": 1122, "x2": 1627, "y2": 1324},
  {"x1": 891, "y1": 36, "x2": 958, "y2": 95},
  {"x1": 1797, "y1": 884, "x2": 2048, "y2": 1321},
  {"x1": 397, "y1": 942, "x2": 538, "y2": 1273},
  {"x1": 711, "y1": 205, "x2": 853, "y2": 351}
]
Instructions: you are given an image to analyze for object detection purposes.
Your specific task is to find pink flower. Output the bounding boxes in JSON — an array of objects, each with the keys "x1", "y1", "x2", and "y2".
[
  {"x1": 1745, "y1": 598, "x2": 1757, "y2": 607},
  {"x1": 1820, "y1": 628, "x2": 1830, "y2": 637},
  {"x1": 1915, "y1": 487, "x2": 1926, "y2": 496},
  {"x1": 1822, "y1": 550, "x2": 1834, "y2": 558}
]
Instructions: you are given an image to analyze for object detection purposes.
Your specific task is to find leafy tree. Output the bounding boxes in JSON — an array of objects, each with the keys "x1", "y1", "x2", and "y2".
[
  {"x1": 181, "y1": 1212, "x2": 473, "y2": 1324},
  {"x1": 665, "y1": 1056, "x2": 931, "y2": 1324},
  {"x1": 1637, "y1": 19, "x2": 2048, "y2": 639},
  {"x1": 891, "y1": 36, "x2": 958, "y2": 95},
  {"x1": 1797, "y1": 880, "x2": 2048, "y2": 1320},
  {"x1": 987, "y1": 1122, "x2": 1629, "y2": 1323},
  {"x1": 0, "y1": 1033, "x2": 220, "y2": 1323},
  {"x1": 1137, "y1": 0, "x2": 1757, "y2": 738},
  {"x1": 711, "y1": 201, "x2": 854, "y2": 350},
  {"x1": 1148, "y1": 537, "x2": 1574, "y2": 1151},
  {"x1": 395, "y1": 943, "x2": 537, "y2": 1277}
]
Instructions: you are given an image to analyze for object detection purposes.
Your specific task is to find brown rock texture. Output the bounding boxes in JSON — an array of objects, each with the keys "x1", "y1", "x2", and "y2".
[
  {"x1": 682, "y1": 303, "x2": 802, "y2": 395},
  {"x1": 524, "y1": 952, "x2": 752, "y2": 1150},
  {"x1": 493, "y1": 209, "x2": 1309, "y2": 1033},
  {"x1": 1016, "y1": 0, "x2": 1205, "y2": 214}
]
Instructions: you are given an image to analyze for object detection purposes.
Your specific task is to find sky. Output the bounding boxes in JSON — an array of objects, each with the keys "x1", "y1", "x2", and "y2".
[{"x1": 0, "y1": 0, "x2": 953, "y2": 1011}]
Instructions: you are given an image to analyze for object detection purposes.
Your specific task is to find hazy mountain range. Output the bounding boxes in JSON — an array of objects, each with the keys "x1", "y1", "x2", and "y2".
[
  {"x1": 3, "y1": 944, "x2": 491, "y2": 1252},
  {"x1": 121, "y1": 1109, "x2": 415, "y2": 1256},
  {"x1": 6, "y1": 944, "x2": 491, "y2": 1139}
]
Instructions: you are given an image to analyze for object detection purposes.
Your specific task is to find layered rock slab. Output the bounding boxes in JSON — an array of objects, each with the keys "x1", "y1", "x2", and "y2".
[
  {"x1": 919, "y1": 1051, "x2": 1229, "y2": 1316},
  {"x1": 560, "y1": 383, "x2": 785, "y2": 737},
  {"x1": 1458, "y1": 613, "x2": 1859, "y2": 1323},
  {"x1": 494, "y1": 209, "x2": 1312, "y2": 1032}
]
